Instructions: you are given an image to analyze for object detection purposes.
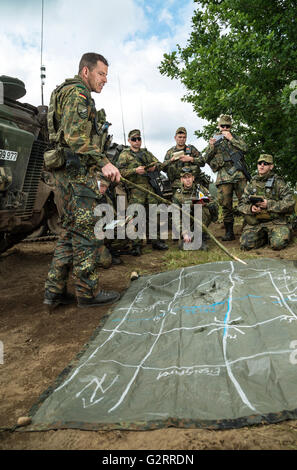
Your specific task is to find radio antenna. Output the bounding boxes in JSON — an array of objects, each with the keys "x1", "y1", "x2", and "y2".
[
  {"x1": 118, "y1": 76, "x2": 126, "y2": 146},
  {"x1": 40, "y1": 0, "x2": 46, "y2": 105},
  {"x1": 140, "y1": 100, "x2": 146, "y2": 148}
]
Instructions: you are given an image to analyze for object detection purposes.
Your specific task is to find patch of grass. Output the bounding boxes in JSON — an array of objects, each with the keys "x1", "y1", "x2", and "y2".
[{"x1": 162, "y1": 240, "x2": 255, "y2": 271}]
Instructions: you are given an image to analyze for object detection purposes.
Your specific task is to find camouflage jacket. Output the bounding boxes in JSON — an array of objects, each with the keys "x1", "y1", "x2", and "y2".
[
  {"x1": 117, "y1": 147, "x2": 159, "y2": 186},
  {"x1": 172, "y1": 183, "x2": 215, "y2": 233},
  {"x1": 237, "y1": 170, "x2": 295, "y2": 225},
  {"x1": 47, "y1": 75, "x2": 110, "y2": 168},
  {"x1": 162, "y1": 144, "x2": 206, "y2": 188},
  {"x1": 204, "y1": 134, "x2": 248, "y2": 185}
]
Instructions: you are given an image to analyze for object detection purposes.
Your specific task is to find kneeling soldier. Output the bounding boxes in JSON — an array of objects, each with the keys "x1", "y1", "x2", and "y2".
[
  {"x1": 172, "y1": 168, "x2": 218, "y2": 251},
  {"x1": 238, "y1": 154, "x2": 295, "y2": 251}
]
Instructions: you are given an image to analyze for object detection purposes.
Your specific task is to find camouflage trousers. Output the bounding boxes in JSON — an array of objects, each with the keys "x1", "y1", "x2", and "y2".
[
  {"x1": 127, "y1": 186, "x2": 165, "y2": 248},
  {"x1": 217, "y1": 179, "x2": 246, "y2": 224},
  {"x1": 45, "y1": 167, "x2": 107, "y2": 299},
  {"x1": 240, "y1": 221, "x2": 291, "y2": 251}
]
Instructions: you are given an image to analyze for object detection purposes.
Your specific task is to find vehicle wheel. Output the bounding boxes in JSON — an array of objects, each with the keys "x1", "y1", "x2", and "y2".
[
  {"x1": 26, "y1": 225, "x2": 46, "y2": 239},
  {"x1": 47, "y1": 212, "x2": 63, "y2": 236}
]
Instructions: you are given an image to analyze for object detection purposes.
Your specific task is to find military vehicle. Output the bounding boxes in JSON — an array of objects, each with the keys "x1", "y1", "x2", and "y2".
[{"x1": 0, "y1": 75, "x2": 62, "y2": 253}]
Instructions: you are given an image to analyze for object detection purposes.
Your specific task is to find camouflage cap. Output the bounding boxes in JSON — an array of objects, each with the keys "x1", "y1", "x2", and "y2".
[
  {"x1": 258, "y1": 154, "x2": 274, "y2": 164},
  {"x1": 128, "y1": 129, "x2": 141, "y2": 139},
  {"x1": 218, "y1": 114, "x2": 232, "y2": 126},
  {"x1": 180, "y1": 167, "x2": 193, "y2": 176},
  {"x1": 175, "y1": 127, "x2": 187, "y2": 135}
]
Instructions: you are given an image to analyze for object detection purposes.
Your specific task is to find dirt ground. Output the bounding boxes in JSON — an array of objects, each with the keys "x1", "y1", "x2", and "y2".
[{"x1": 0, "y1": 222, "x2": 297, "y2": 450}]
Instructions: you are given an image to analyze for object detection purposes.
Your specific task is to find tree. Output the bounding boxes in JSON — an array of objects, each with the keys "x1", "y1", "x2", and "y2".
[{"x1": 159, "y1": 0, "x2": 297, "y2": 184}]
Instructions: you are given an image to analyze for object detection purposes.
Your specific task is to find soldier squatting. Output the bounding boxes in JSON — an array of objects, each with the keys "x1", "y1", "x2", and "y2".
[{"x1": 43, "y1": 52, "x2": 296, "y2": 310}]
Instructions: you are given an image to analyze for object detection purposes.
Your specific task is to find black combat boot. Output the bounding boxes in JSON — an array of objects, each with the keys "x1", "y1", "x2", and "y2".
[
  {"x1": 200, "y1": 233, "x2": 209, "y2": 251},
  {"x1": 77, "y1": 290, "x2": 121, "y2": 308},
  {"x1": 112, "y1": 255, "x2": 122, "y2": 265},
  {"x1": 222, "y1": 222, "x2": 235, "y2": 241},
  {"x1": 151, "y1": 240, "x2": 168, "y2": 250},
  {"x1": 43, "y1": 290, "x2": 76, "y2": 311},
  {"x1": 131, "y1": 246, "x2": 142, "y2": 256}
]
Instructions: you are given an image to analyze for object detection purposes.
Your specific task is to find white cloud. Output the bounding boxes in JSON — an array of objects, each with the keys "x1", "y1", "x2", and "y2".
[{"x1": 158, "y1": 8, "x2": 174, "y2": 26}]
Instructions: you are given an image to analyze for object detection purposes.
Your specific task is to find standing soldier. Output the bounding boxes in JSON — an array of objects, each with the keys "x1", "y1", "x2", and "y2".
[
  {"x1": 117, "y1": 129, "x2": 168, "y2": 256},
  {"x1": 172, "y1": 168, "x2": 218, "y2": 251},
  {"x1": 43, "y1": 53, "x2": 121, "y2": 310},
  {"x1": 162, "y1": 127, "x2": 207, "y2": 198},
  {"x1": 204, "y1": 115, "x2": 249, "y2": 241},
  {"x1": 238, "y1": 154, "x2": 295, "y2": 250}
]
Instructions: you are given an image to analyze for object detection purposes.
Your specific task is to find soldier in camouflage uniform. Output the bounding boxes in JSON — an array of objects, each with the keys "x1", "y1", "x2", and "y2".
[
  {"x1": 238, "y1": 154, "x2": 295, "y2": 251},
  {"x1": 204, "y1": 115, "x2": 249, "y2": 241},
  {"x1": 44, "y1": 53, "x2": 121, "y2": 310},
  {"x1": 162, "y1": 127, "x2": 207, "y2": 198},
  {"x1": 117, "y1": 129, "x2": 168, "y2": 256},
  {"x1": 172, "y1": 168, "x2": 218, "y2": 251}
]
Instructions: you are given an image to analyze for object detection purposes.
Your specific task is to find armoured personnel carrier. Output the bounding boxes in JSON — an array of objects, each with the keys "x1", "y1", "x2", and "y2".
[{"x1": 0, "y1": 75, "x2": 62, "y2": 253}]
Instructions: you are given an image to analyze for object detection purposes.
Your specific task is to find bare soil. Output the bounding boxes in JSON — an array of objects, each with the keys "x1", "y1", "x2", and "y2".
[{"x1": 0, "y1": 223, "x2": 297, "y2": 450}]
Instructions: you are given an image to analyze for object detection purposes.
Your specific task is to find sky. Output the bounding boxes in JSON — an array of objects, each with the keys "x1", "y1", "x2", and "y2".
[{"x1": 1, "y1": 0, "x2": 212, "y2": 175}]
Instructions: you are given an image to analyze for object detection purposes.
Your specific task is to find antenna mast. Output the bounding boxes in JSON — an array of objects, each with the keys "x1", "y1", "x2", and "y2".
[
  {"x1": 118, "y1": 76, "x2": 126, "y2": 146},
  {"x1": 40, "y1": 0, "x2": 46, "y2": 105},
  {"x1": 140, "y1": 100, "x2": 146, "y2": 148}
]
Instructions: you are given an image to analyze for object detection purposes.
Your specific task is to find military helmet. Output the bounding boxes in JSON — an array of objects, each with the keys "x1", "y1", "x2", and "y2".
[
  {"x1": 128, "y1": 129, "x2": 141, "y2": 139},
  {"x1": 258, "y1": 154, "x2": 274, "y2": 164},
  {"x1": 218, "y1": 114, "x2": 232, "y2": 126}
]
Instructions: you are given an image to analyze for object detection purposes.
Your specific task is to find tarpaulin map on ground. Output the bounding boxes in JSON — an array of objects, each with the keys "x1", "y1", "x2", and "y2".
[{"x1": 27, "y1": 258, "x2": 297, "y2": 431}]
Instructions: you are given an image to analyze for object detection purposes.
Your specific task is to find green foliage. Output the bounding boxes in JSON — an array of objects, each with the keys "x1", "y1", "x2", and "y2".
[{"x1": 159, "y1": 0, "x2": 297, "y2": 184}]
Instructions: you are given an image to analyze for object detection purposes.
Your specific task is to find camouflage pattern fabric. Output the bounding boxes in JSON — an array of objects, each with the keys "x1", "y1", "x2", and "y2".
[
  {"x1": 117, "y1": 147, "x2": 162, "y2": 247},
  {"x1": 162, "y1": 144, "x2": 206, "y2": 194},
  {"x1": 217, "y1": 179, "x2": 247, "y2": 224},
  {"x1": 45, "y1": 168, "x2": 111, "y2": 297},
  {"x1": 45, "y1": 75, "x2": 113, "y2": 299},
  {"x1": 204, "y1": 134, "x2": 248, "y2": 185},
  {"x1": 238, "y1": 170, "x2": 295, "y2": 250},
  {"x1": 204, "y1": 133, "x2": 248, "y2": 224},
  {"x1": 240, "y1": 223, "x2": 291, "y2": 251},
  {"x1": 172, "y1": 183, "x2": 218, "y2": 238},
  {"x1": 47, "y1": 75, "x2": 110, "y2": 168}
]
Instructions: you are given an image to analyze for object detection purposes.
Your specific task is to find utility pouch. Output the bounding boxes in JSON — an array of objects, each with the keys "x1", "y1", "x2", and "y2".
[
  {"x1": 44, "y1": 147, "x2": 65, "y2": 170},
  {"x1": 64, "y1": 149, "x2": 81, "y2": 170},
  {"x1": 244, "y1": 214, "x2": 259, "y2": 226}
]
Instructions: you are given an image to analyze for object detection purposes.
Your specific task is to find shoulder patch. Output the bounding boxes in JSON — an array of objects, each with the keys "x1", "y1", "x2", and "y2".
[{"x1": 77, "y1": 102, "x2": 88, "y2": 119}]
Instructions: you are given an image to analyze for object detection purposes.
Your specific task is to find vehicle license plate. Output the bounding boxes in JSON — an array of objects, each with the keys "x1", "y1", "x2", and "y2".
[{"x1": 0, "y1": 149, "x2": 18, "y2": 161}]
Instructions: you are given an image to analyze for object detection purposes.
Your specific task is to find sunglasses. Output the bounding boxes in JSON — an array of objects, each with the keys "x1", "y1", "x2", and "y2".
[
  {"x1": 220, "y1": 125, "x2": 230, "y2": 129},
  {"x1": 257, "y1": 161, "x2": 270, "y2": 166},
  {"x1": 130, "y1": 137, "x2": 141, "y2": 142}
]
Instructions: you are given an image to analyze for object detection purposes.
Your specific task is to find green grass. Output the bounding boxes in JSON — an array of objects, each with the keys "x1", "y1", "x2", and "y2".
[{"x1": 161, "y1": 239, "x2": 256, "y2": 272}]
